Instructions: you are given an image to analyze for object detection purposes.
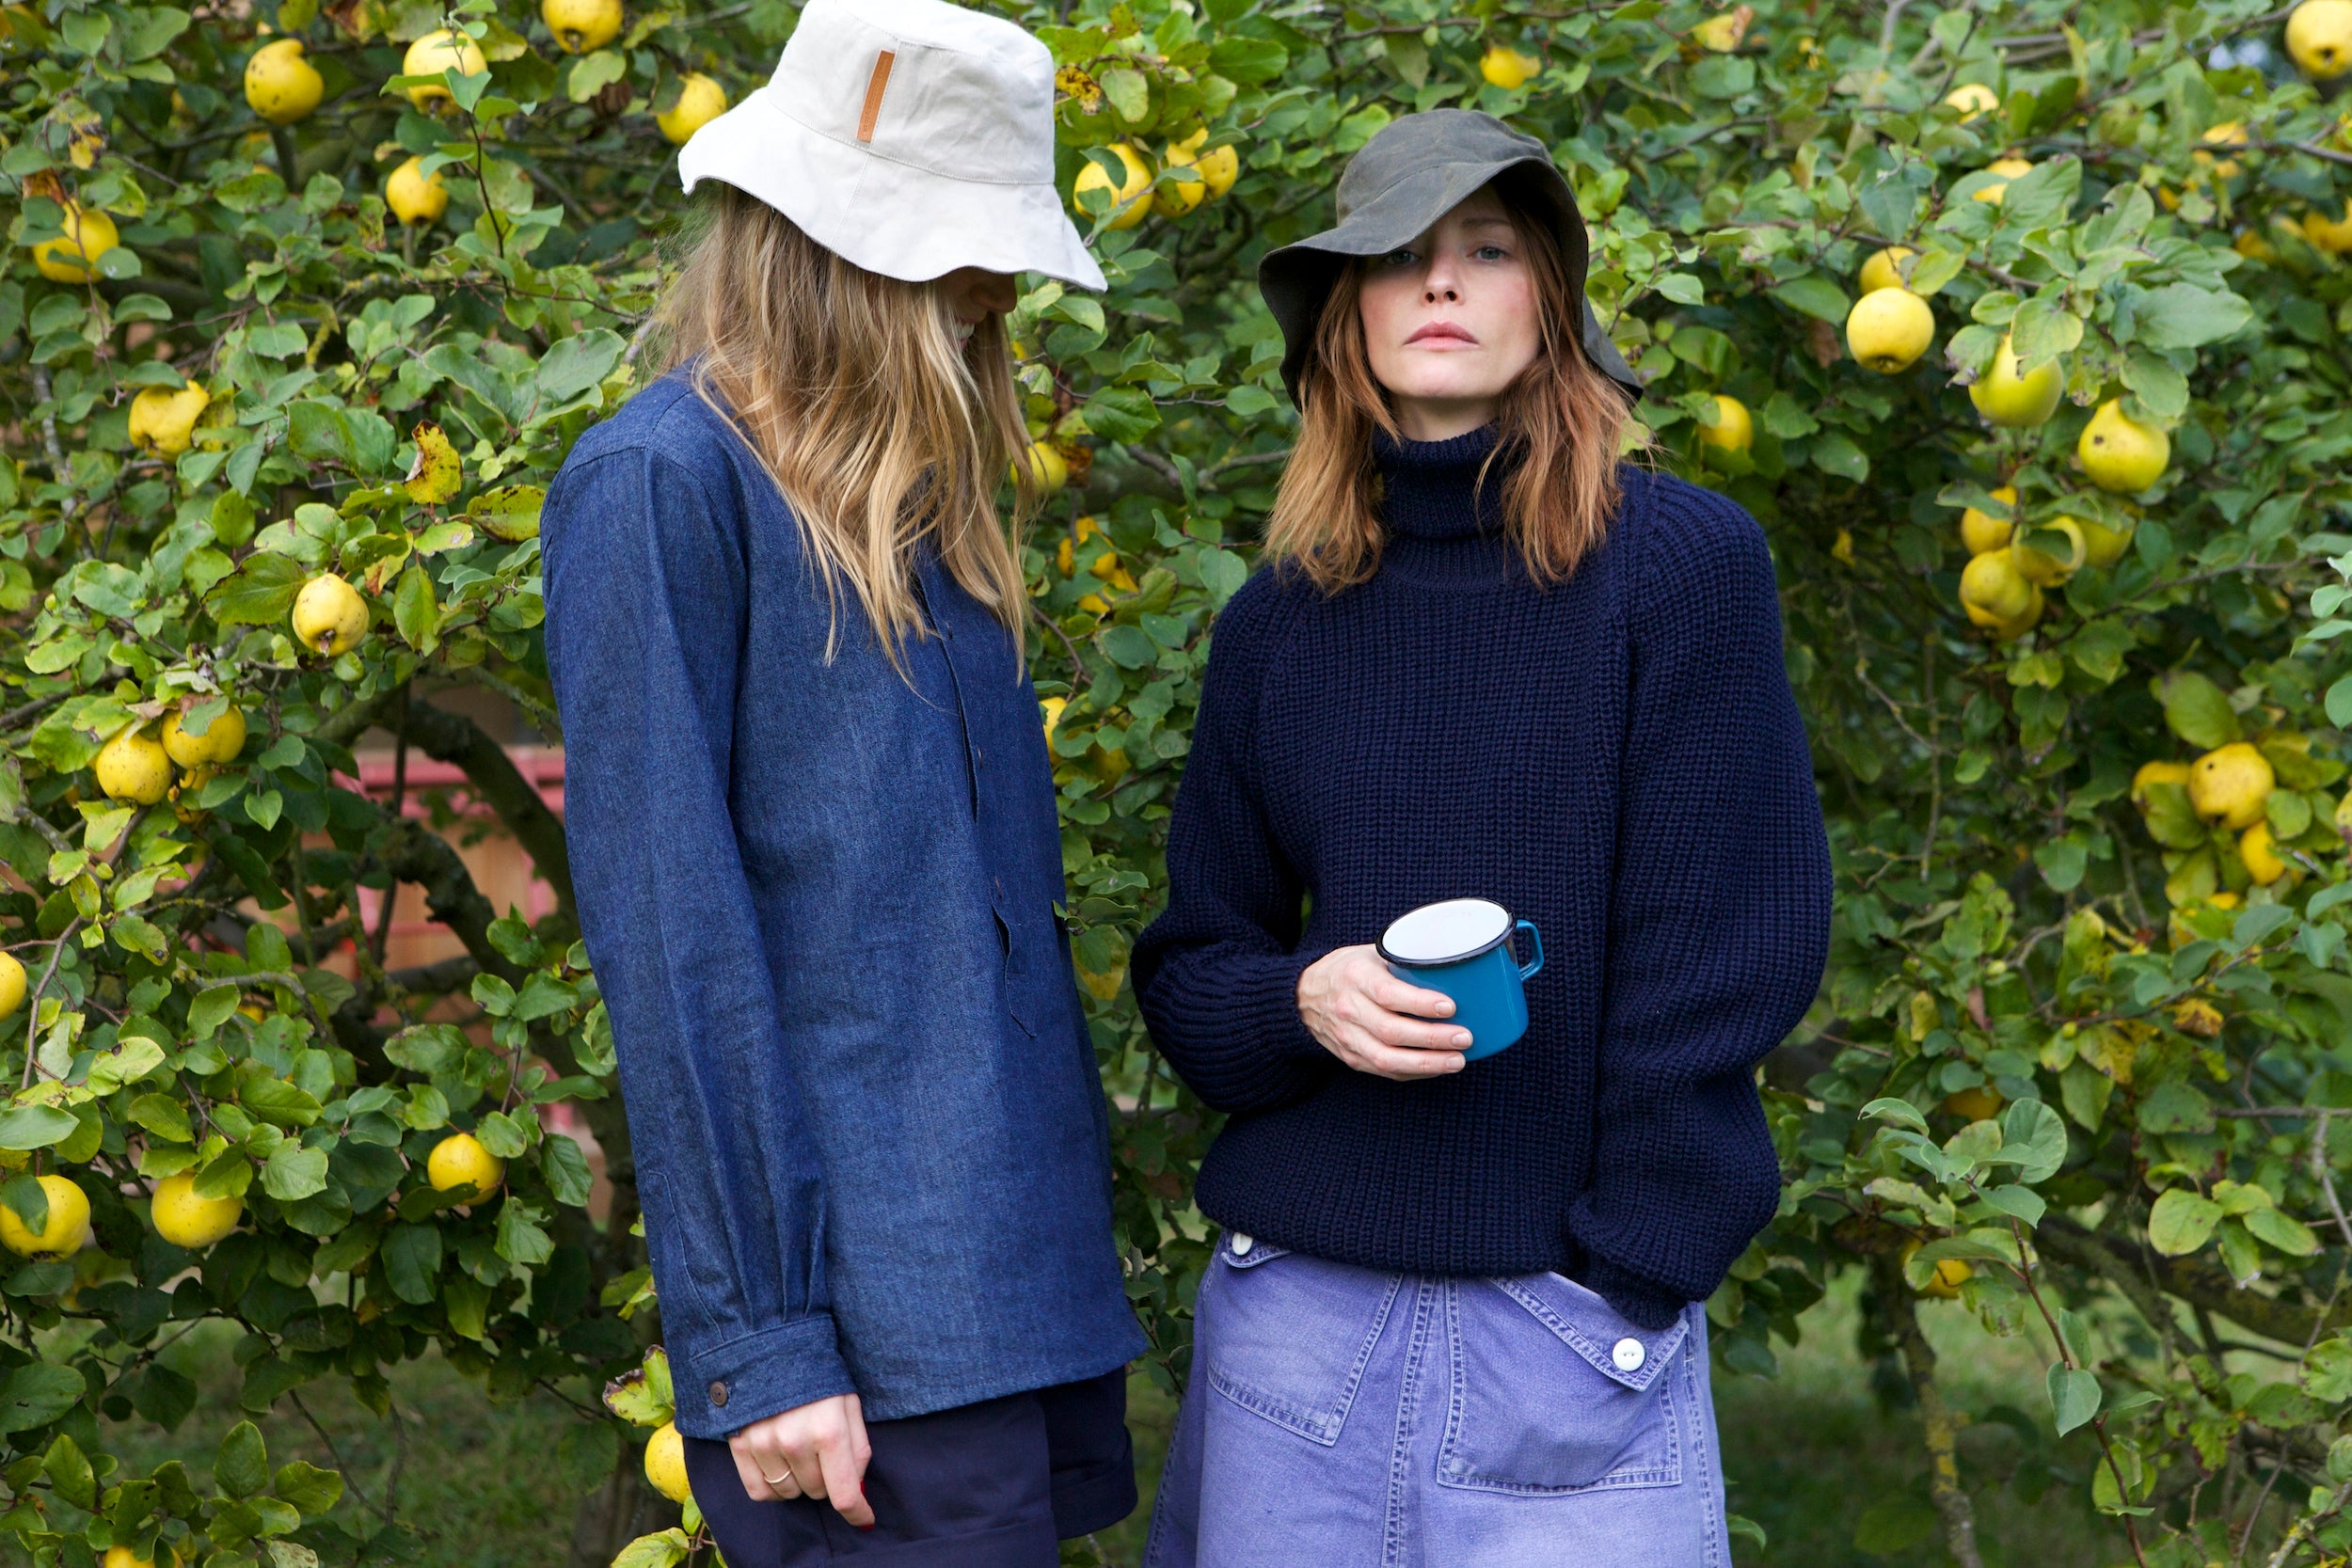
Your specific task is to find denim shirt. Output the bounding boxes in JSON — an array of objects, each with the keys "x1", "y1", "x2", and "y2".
[{"x1": 541, "y1": 370, "x2": 1143, "y2": 1437}]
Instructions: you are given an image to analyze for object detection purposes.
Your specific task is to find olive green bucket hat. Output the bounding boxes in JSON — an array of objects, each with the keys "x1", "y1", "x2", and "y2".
[{"x1": 1258, "y1": 108, "x2": 1642, "y2": 410}]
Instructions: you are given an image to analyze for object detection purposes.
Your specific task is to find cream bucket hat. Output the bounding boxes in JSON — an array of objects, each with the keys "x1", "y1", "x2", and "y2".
[{"x1": 676, "y1": 0, "x2": 1105, "y2": 291}]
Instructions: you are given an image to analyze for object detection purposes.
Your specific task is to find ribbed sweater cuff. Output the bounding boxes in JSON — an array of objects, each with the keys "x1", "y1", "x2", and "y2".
[
  {"x1": 1141, "y1": 946, "x2": 1334, "y2": 1107},
  {"x1": 1233, "y1": 948, "x2": 1331, "y2": 1064},
  {"x1": 1582, "y1": 1257, "x2": 1690, "y2": 1332}
]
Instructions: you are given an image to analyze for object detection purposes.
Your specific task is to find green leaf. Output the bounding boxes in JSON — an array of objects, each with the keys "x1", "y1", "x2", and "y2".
[
  {"x1": 380, "y1": 1222, "x2": 441, "y2": 1304},
  {"x1": 194, "y1": 1148, "x2": 255, "y2": 1202},
  {"x1": 2008, "y1": 297, "x2": 2084, "y2": 367},
  {"x1": 1998, "y1": 1097, "x2": 2069, "y2": 1183},
  {"x1": 2246, "y1": 1206, "x2": 2321, "y2": 1257},
  {"x1": 1098, "y1": 625, "x2": 1156, "y2": 669},
  {"x1": 1809, "y1": 433, "x2": 1868, "y2": 483},
  {"x1": 1207, "y1": 36, "x2": 1286, "y2": 82},
  {"x1": 534, "y1": 330, "x2": 628, "y2": 405},
  {"x1": 209, "y1": 552, "x2": 310, "y2": 628},
  {"x1": 542, "y1": 1133, "x2": 594, "y2": 1208},
  {"x1": 496, "y1": 1196, "x2": 555, "y2": 1267},
  {"x1": 1097, "y1": 66, "x2": 1150, "y2": 123},
  {"x1": 2156, "y1": 670, "x2": 2240, "y2": 749},
  {"x1": 2130, "y1": 284, "x2": 2254, "y2": 351},
  {"x1": 444, "y1": 1273, "x2": 490, "y2": 1339},
  {"x1": 188, "y1": 984, "x2": 243, "y2": 1037},
  {"x1": 474, "y1": 1109, "x2": 532, "y2": 1159},
  {"x1": 2148, "y1": 1188, "x2": 2224, "y2": 1256},
  {"x1": 2048, "y1": 1365, "x2": 2102, "y2": 1435},
  {"x1": 43, "y1": 1432, "x2": 92, "y2": 1510},
  {"x1": 1079, "y1": 386, "x2": 1161, "y2": 445},
  {"x1": 611, "y1": 1529, "x2": 692, "y2": 1568},
  {"x1": 0, "y1": 1362, "x2": 81, "y2": 1433},
  {"x1": 0, "y1": 1176, "x2": 47, "y2": 1236},
  {"x1": 566, "y1": 48, "x2": 627, "y2": 102},
  {"x1": 0, "y1": 1104, "x2": 81, "y2": 1151},
  {"x1": 2137, "y1": 1082, "x2": 2215, "y2": 1134},
  {"x1": 1860, "y1": 1097, "x2": 1929, "y2": 1133},
  {"x1": 2308, "y1": 1336, "x2": 2352, "y2": 1402},
  {"x1": 242, "y1": 1077, "x2": 324, "y2": 1129},
  {"x1": 602, "y1": 1347, "x2": 675, "y2": 1426},
  {"x1": 262, "y1": 1143, "x2": 331, "y2": 1202},
  {"x1": 274, "y1": 1459, "x2": 344, "y2": 1516},
  {"x1": 216, "y1": 1419, "x2": 270, "y2": 1497},
  {"x1": 393, "y1": 563, "x2": 439, "y2": 652},
  {"x1": 1770, "y1": 274, "x2": 1851, "y2": 324}
]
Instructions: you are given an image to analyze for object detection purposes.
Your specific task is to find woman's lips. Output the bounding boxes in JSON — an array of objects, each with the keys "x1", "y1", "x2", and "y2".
[{"x1": 1405, "y1": 322, "x2": 1478, "y2": 345}]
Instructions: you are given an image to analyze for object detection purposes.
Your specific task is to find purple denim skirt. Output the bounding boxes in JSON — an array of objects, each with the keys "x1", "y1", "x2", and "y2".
[{"x1": 1145, "y1": 1233, "x2": 1729, "y2": 1568}]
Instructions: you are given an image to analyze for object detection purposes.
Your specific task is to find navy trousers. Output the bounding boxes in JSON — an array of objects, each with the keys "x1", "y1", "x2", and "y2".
[{"x1": 682, "y1": 1368, "x2": 1136, "y2": 1566}]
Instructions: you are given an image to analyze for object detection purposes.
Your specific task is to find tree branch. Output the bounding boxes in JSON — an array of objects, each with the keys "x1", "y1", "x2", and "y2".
[{"x1": 395, "y1": 698, "x2": 576, "y2": 933}]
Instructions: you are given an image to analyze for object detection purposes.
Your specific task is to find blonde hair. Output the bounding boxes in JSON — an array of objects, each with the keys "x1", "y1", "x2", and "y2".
[
  {"x1": 654, "y1": 182, "x2": 1036, "y2": 663},
  {"x1": 1264, "y1": 187, "x2": 1643, "y2": 594}
]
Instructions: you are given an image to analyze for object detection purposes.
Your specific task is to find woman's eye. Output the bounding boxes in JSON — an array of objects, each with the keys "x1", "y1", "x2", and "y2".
[
  {"x1": 1473, "y1": 245, "x2": 1510, "y2": 261},
  {"x1": 1379, "y1": 248, "x2": 1419, "y2": 267}
]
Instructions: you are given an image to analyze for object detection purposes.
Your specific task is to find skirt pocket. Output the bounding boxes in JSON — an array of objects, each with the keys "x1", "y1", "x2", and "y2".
[
  {"x1": 1204, "y1": 1235, "x2": 1402, "y2": 1448},
  {"x1": 1437, "y1": 1273, "x2": 1687, "y2": 1495}
]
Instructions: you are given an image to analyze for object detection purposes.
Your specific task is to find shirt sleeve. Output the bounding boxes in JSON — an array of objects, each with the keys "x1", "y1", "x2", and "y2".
[
  {"x1": 1567, "y1": 484, "x2": 1833, "y2": 1331},
  {"x1": 1131, "y1": 578, "x2": 1337, "y2": 1113},
  {"x1": 542, "y1": 444, "x2": 854, "y2": 1437}
]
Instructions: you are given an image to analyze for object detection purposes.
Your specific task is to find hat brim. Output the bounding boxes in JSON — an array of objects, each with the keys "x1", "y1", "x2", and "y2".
[
  {"x1": 1258, "y1": 154, "x2": 1640, "y2": 410},
  {"x1": 679, "y1": 91, "x2": 1107, "y2": 292}
]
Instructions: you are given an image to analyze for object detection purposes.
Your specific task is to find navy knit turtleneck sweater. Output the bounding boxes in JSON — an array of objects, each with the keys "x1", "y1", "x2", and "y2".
[{"x1": 1131, "y1": 424, "x2": 1834, "y2": 1329}]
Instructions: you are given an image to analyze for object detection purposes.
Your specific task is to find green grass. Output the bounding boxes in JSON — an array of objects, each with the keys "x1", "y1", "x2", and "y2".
[{"x1": 17, "y1": 1271, "x2": 2131, "y2": 1567}]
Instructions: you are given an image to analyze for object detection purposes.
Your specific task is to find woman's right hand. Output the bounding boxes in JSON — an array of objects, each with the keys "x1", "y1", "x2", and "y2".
[
  {"x1": 726, "y1": 1391, "x2": 875, "y2": 1528},
  {"x1": 1297, "y1": 945, "x2": 1472, "y2": 1080}
]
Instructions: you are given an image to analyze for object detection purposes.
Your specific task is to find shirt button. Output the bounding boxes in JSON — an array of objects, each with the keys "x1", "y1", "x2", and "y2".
[
  {"x1": 974, "y1": 746, "x2": 984, "y2": 769},
  {"x1": 1611, "y1": 1338, "x2": 1645, "y2": 1373},
  {"x1": 708, "y1": 1381, "x2": 728, "y2": 1407},
  {"x1": 1231, "y1": 1232, "x2": 1253, "y2": 1257}
]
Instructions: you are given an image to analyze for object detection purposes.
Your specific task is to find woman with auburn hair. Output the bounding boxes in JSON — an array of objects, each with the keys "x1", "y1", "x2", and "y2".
[
  {"x1": 540, "y1": 1, "x2": 1144, "y2": 1563},
  {"x1": 1133, "y1": 110, "x2": 1832, "y2": 1563}
]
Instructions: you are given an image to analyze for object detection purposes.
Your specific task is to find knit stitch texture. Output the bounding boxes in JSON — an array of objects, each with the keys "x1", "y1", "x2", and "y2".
[{"x1": 1130, "y1": 424, "x2": 1834, "y2": 1330}]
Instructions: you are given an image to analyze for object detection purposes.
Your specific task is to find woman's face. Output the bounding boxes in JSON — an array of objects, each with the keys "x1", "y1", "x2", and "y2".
[
  {"x1": 942, "y1": 266, "x2": 1018, "y2": 346},
  {"x1": 1356, "y1": 188, "x2": 1541, "y2": 441}
]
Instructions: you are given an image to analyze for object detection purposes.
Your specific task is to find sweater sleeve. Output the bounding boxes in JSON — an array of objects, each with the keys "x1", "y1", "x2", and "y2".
[
  {"x1": 542, "y1": 444, "x2": 855, "y2": 1437},
  {"x1": 1130, "y1": 575, "x2": 1338, "y2": 1113},
  {"x1": 1567, "y1": 481, "x2": 1833, "y2": 1331}
]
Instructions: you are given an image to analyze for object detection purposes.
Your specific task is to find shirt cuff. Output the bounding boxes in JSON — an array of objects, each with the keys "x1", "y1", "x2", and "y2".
[
  {"x1": 668, "y1": 1314, "x2": 856, "y2": 1439},
  {"x1": 1581, "y1": 1257, "x2": 1690, "y2": 1332}
]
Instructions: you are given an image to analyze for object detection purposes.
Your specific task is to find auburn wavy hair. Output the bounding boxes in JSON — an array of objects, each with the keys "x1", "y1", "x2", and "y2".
[
  {"x1": 653, "y1": 182, "x2": 1037, "y2": 666},
  {"x1": 1264, "y1": 185, "x2": 1644, "y2": 593}
]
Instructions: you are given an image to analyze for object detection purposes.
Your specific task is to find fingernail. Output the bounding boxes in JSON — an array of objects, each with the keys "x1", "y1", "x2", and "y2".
[{"x1": 1453, "y1": 1033, "x2": 1471, "y2": 1047}]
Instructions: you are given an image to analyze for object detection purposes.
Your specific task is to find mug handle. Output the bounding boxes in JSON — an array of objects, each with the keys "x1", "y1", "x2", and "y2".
[{"x1": 1515, "y1": 920, "x2": 1544, "y2": 981}]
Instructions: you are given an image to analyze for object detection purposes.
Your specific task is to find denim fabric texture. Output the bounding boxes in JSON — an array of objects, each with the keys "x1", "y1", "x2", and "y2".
[
  {"x1": 1145, "y1": 1233, "x2": 1727, "y2": 1568},
  {"x1": 541, "y1": 369, "x2": 1144, "y2": 1438}
]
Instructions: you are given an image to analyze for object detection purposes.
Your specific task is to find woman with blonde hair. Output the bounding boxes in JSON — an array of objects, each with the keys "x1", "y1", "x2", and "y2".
[
  {"x1": 1134, "y1": 110, "x2": 1833, "y2": 1563},
  {"x1": 540, "y1": 1, "x2": 1143, "y2": 1562}
]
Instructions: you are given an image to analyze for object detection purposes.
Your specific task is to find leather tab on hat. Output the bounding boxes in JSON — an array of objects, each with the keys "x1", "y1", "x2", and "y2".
[{"x1": 856, "y1": 49, "x2": 895, "y2": 143}]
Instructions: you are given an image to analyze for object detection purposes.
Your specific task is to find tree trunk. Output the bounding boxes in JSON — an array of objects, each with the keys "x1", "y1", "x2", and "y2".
[
  {"x1": 568, "y1": 1448, "x2": 678, "y2": 1568},
  {"x1": 1870, "y1": 1255, "x2": 1986, "y2": 1568}
]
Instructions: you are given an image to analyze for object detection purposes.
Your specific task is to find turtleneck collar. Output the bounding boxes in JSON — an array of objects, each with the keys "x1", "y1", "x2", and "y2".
[
  {"x1": 1369, "y1": 421, "x2": 1523, "y2": 588},
  {"x1": 1374, "y1": 421, "x2": 1512, "y2": 542}
]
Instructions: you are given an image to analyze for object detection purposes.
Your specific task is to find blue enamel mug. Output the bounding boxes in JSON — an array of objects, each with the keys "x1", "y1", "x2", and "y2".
[{"x1": 1376, "y1": 897, "x2": 1545, "y2": 1062}]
